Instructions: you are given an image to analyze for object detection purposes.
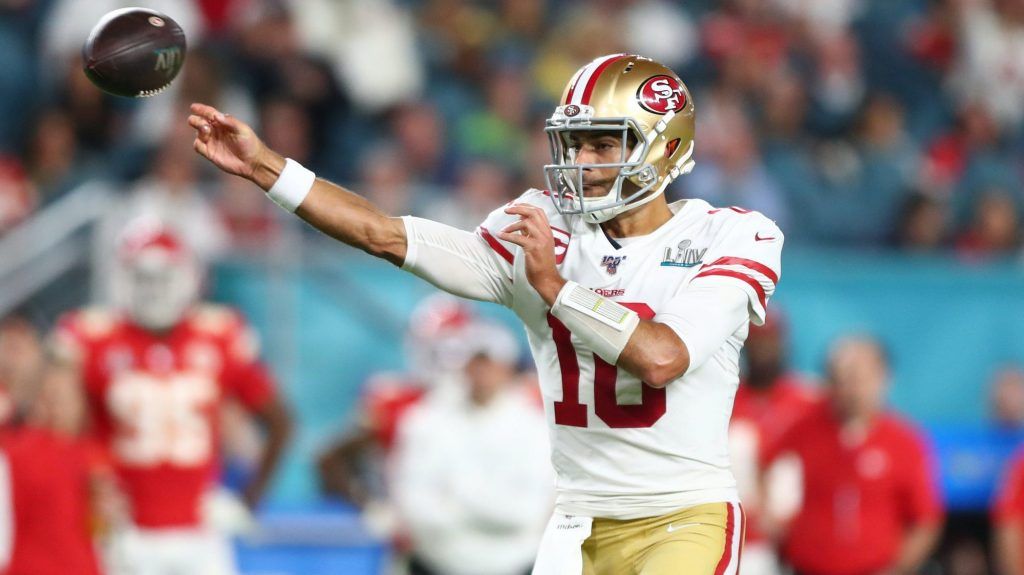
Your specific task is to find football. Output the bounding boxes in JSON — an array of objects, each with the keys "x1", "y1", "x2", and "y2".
[{"x1": 82, "y1": 8, "x2": 186, "y2": 98}]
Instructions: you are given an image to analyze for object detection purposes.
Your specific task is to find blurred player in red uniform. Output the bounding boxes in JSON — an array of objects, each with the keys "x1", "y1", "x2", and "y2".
[
  {"x1": 729, "y1": 311, "x2": 818, "y2": 575},
  {"x1": 0, "y1": 360, "x2": 110, "y2": 575},
  {"x1": 994, "y1": 447, "x2": 1024, "y2": 575},
  {"x1": 52, "y1": 220, "x2": 292, "y2": 575},
  {"x1": 317, "y1": 294, "x2": 478, "y2": 534},
  {"x1": 761, "y1": 336, "x2": 943, "y2": 575}
]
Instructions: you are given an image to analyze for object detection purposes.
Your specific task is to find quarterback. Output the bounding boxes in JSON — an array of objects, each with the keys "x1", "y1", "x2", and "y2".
[{"x1": 189, "y1": 54, "x2": 783, "y2": 575}]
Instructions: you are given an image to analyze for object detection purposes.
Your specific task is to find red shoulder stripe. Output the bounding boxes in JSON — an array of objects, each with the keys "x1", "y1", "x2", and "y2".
[
  {"x1": 693, "y1": 269, "x2": 767, "y2": 310},
  {"x1": 702, "y1": 257, "x2": 778, "y2": 285},
  {"x1": 477, "y1": 227, "x2": 514, "y2": 265}
]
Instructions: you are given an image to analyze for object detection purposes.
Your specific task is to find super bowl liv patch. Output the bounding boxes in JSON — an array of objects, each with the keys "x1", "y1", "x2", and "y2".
[{"x1": 660, "y1": 240, "x2": 706, "y2": 268}]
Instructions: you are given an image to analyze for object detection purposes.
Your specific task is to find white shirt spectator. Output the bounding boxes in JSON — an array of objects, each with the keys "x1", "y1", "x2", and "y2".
[
  {"x1": 769, "y1": 0, "x2": 863, "y2": 39},
  {"x1": 952, "y1": 3, "x2": 1024, "y2": 128},
  {"x1": 623, "y1": 0, "x2": 699, "y2": 70},
  {"x1": 392, "y1": 381, "x2": 553, "y2": 575},
  {"x1": 289, "y1": 0, "x2": 424, "y2": 112}
]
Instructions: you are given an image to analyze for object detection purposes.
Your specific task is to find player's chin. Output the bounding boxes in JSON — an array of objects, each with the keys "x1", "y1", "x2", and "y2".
[{"x1": 580, "y1": 183, "x2": 612, "y2": 198}]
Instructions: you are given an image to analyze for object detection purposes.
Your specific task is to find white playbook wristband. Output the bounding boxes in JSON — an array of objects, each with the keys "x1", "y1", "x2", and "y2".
[
  {"x1": 550, "y1": 281, "x2": 640, "y2": 363},
  {"x1": 266, "y1": 158, "x2": 316, "y2": 212}
]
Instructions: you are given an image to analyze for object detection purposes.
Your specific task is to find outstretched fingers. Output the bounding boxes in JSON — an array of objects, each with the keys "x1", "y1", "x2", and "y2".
[
  {"x1": 503, "y1": 205, "x2": 551, "y2": 236},
  {"x1": 190, "y1": 102, "x2": 225, "y2": 123},
  {"x1": 498, "y1": 217, "x2": 548, "y2": 248},
  {"x1": 187, "y1": 115, "x2": 213, "y2": 142}
]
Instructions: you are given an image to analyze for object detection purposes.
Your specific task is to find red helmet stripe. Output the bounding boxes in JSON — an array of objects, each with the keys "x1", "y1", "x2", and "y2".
[
  {"x1": 564, "y1": 65, "x2": 586, "y2": 104},
  {"x1": 567, "y1": 54, "x2": 628, "y2": 106},
  {"x1": 580, "y1": 54, "x2": 626, "y2": 105}
]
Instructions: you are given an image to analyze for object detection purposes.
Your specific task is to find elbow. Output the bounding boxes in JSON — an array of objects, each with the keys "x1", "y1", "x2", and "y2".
[
  {"x1": 640, "y1": 346, "x2": 690, "y2": 389},
  {"x1": 365, "y1": 237, "x2": 400, "y2": 261},
  {"x1": 364, "y1": 218, "x2": 407, "y2": 264},
  {"x1": 642, "y1": 368, "x2": 678, "y2": 389}
]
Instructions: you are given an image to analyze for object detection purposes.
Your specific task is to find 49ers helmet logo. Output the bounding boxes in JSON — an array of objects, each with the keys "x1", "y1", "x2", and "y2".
[{"x1": 637, "y1": 75, "x2": 687, "y2": 115}]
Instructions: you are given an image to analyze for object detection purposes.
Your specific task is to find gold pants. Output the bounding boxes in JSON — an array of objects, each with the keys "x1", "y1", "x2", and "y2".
[{"x1": 582, "y1": 502, "x2": 744, "y2": 575}]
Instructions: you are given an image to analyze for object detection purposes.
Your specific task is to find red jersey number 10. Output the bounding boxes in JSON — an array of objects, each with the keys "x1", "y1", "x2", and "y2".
[{"x1": 548, "y1": 302, "x2": 667, "y2": 429}]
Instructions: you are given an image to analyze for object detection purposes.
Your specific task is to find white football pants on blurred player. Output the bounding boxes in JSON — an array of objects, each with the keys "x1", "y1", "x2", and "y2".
[
  {"x1": 106, "y1": 489, "x2": 252, "y2": 575},
  {"x1": 108, "y1": 527, "x2": 236, "y2": 575}
]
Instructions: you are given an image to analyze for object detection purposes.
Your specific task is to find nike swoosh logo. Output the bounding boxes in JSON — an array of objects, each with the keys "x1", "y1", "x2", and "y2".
[
  {"x1": 755, "y1": 233, "x2": 776, "y2": 242},
  {"x1": 666, "y1": 522, "x2": 701, "y2": 533}
]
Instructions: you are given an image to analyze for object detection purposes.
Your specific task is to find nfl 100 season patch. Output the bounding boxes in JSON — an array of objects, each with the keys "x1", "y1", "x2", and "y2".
[{"x1": 600, "y1": 255, "x2": 626, "y2": 275}]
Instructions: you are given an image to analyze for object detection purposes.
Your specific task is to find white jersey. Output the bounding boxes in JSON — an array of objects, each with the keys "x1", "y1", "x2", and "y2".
[{"x1": 401, "y1": 189, "x2": 783, "y2": 520}]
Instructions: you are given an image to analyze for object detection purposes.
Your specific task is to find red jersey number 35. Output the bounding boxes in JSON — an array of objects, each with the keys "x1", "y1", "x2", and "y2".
[{"x1": 107, "y1": 372, "x2": 217, "y2": 466}]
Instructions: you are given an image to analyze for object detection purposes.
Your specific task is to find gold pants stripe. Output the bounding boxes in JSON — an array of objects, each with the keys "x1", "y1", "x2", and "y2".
[{"x1": 581, "y1": 502, "x2": 745, "y2": 575}]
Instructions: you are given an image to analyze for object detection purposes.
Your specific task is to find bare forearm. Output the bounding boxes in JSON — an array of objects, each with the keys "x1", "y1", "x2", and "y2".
[
  {"x1": 297, "y1": 182, "x2": 407, "y2": 265},
  {"x1": 888, "y1": 522, "x2": 941, "y2": 575},
  {"x1": 617, "y1": 320, "x2": 689, "y2": 387},
  {"x1": 243, "y1": 402, "x2": 293, "y2": 507},
  {"x1": 191, "y1": 103, "x2": 406, "y2": 264},
  {"x1": 250, "y1": 149, "x2": 407, "y2": 265},
  {"x1": 316, "y1": 431, "x2": 375, "y2": 505},
  {"x1": 996, "y1": 524, "x2": 1024, "y2": 575}
]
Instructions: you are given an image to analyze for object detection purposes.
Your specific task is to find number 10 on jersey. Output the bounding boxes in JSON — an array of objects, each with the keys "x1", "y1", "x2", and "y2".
[{"x1": 547, "y1": 303, "x2": 666, "y2": 429}]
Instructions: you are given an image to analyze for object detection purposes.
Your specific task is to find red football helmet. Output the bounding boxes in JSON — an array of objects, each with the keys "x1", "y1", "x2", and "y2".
[
  {"x1": 404, "y1": 294, "x2": 477, "y2": 380},
  {"x1": 112, "y1": 218, "x2": 200, "y2": 331}
]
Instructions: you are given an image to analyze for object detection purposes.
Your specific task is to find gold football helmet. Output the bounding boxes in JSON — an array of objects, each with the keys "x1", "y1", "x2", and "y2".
[{"x1": 544, "y1": 54, "x2": 696, "y2": 224}]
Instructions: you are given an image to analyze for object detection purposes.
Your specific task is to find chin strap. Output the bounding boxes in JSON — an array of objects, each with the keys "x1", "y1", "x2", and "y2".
[
  {"x1": 582, "y1": 183, "x2": 664, "y2": 224},
  {"x1": 580, "y1": 115, "x2": 695, "y2": 224}
]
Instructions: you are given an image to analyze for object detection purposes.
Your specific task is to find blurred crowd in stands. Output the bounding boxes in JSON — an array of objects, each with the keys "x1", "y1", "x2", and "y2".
[{"x1": 0, "y1": 0, "x2": 1023, "y2": 260}]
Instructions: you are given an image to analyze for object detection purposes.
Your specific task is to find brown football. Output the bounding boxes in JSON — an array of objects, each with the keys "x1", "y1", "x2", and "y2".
[{"x1": 82, "y1": 8, "x2": 186, "y2": 98}]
